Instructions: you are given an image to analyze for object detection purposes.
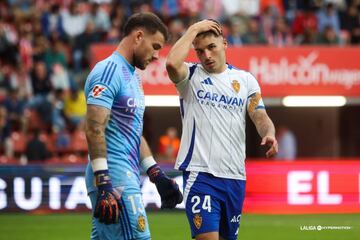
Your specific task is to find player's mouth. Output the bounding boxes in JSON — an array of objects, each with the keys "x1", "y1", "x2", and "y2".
[{"x1": 205, "y1": 61, "x2": 215, "y2": 68}]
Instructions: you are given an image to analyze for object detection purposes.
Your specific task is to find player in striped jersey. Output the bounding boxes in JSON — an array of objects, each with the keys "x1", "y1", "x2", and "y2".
[
  {"x1": 84, "y1": 13, "x2": 182, "y2": 240},
  {"x1": 166, "y1": 20, "x2": 278, "y2": 240}
]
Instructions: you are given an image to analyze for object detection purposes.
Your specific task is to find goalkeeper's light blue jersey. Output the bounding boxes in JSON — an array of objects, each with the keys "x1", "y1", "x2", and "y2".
[{"x1": 84, "y1": 51, "x2": 145, "y2": 193}]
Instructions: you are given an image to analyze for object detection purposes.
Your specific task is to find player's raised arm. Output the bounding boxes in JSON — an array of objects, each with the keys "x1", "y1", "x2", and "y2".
[
  {"x1": 247, "y1": 96, "x2": 278, "y2": 158},
  {"x1": 139, "y1": 136, "x2": 183, "y2": 208},
  {"x1": 85, "y1": 104, "x2": 121, "y2": 224},
  {"x1": 166, "y1": 20, "x2": 222, "y2": 83}
]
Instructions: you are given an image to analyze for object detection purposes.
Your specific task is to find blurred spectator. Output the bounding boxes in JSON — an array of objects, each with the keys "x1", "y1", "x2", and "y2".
[
  {"x1": 0, "y1": 14, "x2": 18, "y2": 66},
  {"x1": 50, "y1": 64, "x2": 70, "y2": 91},
  {"x1": 340, "y1": 1, "x2": 360, "y2": 44},
  {"x1": 267, "y1": 17, "x2": 294, "y2": 46},
  {"x1": 13, "y1": 65, "x2": 33, "y2": 100},
  {"x1": 63, "y1": 87, "x2": 86, "y2": 129},
  {"x1": 29, "y1": 61, "x2": 53, "y2": 128},
  {"x1": 238, "y1": 0, "x2": 260, "y2": 16},
  {"x1": 317, "y1": 25, "x2": 341, "y2": 45},
  {"x1": 292, "y1": 8, "x2": 318, "y2": 38},
  {"x1": 44, "y1": 37, "x2": 67, "y2": 71},
  {"x1": 168, "y1": 18, "x2": 185, "y2": 44},
  {"x1": 51, "y1": 88, "x2": 66, "y2": 132},
  {"x1": 61, "y1": 2, "x2": 88, "y2": 40},
  {"x1": 25, "y1": 129, "x2": 50, "y2": 162},
  {"x1": 242, "y1": 17, "x2": 267, "y2": 44},
  {"x1": 152, "y1": 0, "x2": 180, "y2": 18},
  {"x1": 0, "y1": 64, "x2": 16, "y2": 94},
  {"x1": 32, "y1": 36, "x2": 49, "y2": 62},
  {"x1": 226, "y1": 16, "x2": 245, "y2": 46},
  {"x1": 317, "y1": 3, "x2": 340, "y2": 34},
  {"x1": 0, "y1": 106, "x2": 13, "y2": 158},
  {"x1": 40, "y1": 3, "x2": 65, "y2": 38},
  {"x1": 275, "y1": 126, "x2": 297, "y2": 160},
  {"x1": 299, "y1": 27, "x2": 318, "y2": 45},
  {"x1": 73, "y1": 21, "x2": 100, "y2": 72},
  {"x1": 260, "y1": 0, "x2": 285, "y2": 16},
  {"x1": 89, "y1": 3, "x2": 111, "y2": 33},
  {"x1": 30, "y1": 61, "x2": 52, "y2": 97},
  {"x1": 200, "y1": 0, "x2": 223, "y2": 20},
  {"x1": 222, "y1": 0, "x2": 242, "y2": 16},
  {"x1": 3, "y1": 88, "x2": 26, "y2": 131},
  {"x1": 261, "y1": 5, "x2": 279, "y2": 39},
  {"x1": 158, "y1": 127, "x2": 180, "y2": 161}
]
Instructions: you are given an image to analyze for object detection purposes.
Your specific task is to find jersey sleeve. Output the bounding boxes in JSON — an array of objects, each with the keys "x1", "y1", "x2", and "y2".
[
  {"x1": 246, "y1": 72, "x2": 265, "y2": 112},
  {"x1": 175, "y1": 62, "x2": 196, "y2": 98},
  {"x1": 84, "y1": 62, "x2": 120, "y2": 110}
]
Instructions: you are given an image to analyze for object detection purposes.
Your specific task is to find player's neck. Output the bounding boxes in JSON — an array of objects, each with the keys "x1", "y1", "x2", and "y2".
[
  {"x1": 115, "y1": 40, "x2": 134, "y2": 66},
  {"x1": 207, "y1": 63, "x2": 227, "y2": 74}
]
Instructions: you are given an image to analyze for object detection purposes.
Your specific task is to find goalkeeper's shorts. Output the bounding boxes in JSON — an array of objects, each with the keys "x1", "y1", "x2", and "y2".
[
  {"x1": 88, "y1": 189, "x2": 151, "y2": 240},
  {"x1": 183, "y1": 171, "x2": 246, "y2": 240}
]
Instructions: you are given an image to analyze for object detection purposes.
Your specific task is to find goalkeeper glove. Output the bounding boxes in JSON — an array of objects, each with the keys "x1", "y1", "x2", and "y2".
[
  {"x1": 93, "y1": 170, "x2": 122, "y2": 224},
  {"x1": 147, "y1": 164, "x2": 183, "y2": 209}
]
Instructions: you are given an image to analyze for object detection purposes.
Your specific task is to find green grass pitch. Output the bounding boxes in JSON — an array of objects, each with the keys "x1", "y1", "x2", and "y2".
[{"x1": 0, "y1": 212, "x2": 359, "y2": 240}]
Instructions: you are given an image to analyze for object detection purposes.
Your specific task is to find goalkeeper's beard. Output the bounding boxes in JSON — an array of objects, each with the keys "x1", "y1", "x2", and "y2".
[{"x1": 133, "y1": 52, "x2": 146, "y2": 70}]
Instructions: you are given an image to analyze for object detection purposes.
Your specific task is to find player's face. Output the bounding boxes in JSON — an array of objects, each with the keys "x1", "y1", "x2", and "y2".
[
  {"x1": 133, "y1": 30, "x2": 165, "y2": 70},
  {"x1": 193, "y1": 35, "x2": 227, "y2": 73}
]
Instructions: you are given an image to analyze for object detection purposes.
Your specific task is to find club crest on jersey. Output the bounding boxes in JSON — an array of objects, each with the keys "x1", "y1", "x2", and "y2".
[
  {"x1": 92, "y1": 85, "x2": 106, "y2": 97},
  {"x1": 232, "y1": 80, "x2": 240, "y2": 93},
  {"x1": 137, "y1": 214, "x2": 146, "y2": 232},
  {"x1": 193, "y1": 214, "x2": 202, "y2": 229}
]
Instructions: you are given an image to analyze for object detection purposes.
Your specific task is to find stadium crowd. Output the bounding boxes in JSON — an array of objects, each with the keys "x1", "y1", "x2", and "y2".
[{"x1": 0, "y1": 0, "x2": 359, "y2": 164}]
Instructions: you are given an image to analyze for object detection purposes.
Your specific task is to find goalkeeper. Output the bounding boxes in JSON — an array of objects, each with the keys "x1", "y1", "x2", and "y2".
[{"x1": 84, "y1": 13, "x2": 182, "y2": 240}]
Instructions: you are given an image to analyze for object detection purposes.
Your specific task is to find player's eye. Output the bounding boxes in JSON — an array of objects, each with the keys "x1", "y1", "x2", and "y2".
[
  {"x1": 208, "y1": 45, "x2": 216, "y2": 50},
  {"x1": 153, "y1": 44, "x2": 161, "y2": 50}
]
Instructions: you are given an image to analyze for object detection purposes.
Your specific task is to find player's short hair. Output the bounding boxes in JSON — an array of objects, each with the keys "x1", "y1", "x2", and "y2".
[
  {"x1": 195, "y1": 19, "x2": 223, "y2": 39},
  {"x1": 123, "y1": 12, "x2": 169, "y2": 41}
]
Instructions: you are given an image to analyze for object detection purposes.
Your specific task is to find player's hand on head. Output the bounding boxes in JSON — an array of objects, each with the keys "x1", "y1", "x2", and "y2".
[
  {"x1": 147, "y1": 164, "x2": 183, "y2": 209},
  {"x1": 261, "y1": 136, "x2": 278, "y2": 158},
  {"x1": 93, "y1": 170, "x2": 122, "y2": 224},
  {"x1": 190, "y1": 19, "x2": 222, "y2": 36}
]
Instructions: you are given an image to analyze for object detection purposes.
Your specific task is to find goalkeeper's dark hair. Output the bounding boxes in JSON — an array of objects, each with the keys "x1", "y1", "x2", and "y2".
[
  {"x1": 123, "y1": 12, "x2": 169, "y2": 42},
  {"x1": 196, "y1": 19, "x2": 223, "y2": 39}
]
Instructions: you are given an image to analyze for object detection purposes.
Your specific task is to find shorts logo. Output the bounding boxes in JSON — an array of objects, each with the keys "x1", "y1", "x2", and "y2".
[
  {"x1": 232, "y1": 80, "x2": 240, "y2": 93},
  {"x1": 92, "y1": 85, "x2": 106, "y2": 97},
  {"x1": 193, "y1": 214, "x2": 202, "y2": 229},
  {"x1": 137, "y1": 214, "x2": 146, "y2": 232}
]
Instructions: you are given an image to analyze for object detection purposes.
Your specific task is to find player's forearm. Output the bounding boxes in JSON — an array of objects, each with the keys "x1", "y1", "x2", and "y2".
[
  {"x1": 167, "y1": 27, "x2": 198, "y2": 68},
  {"x1": 255, "y1": 114, "x2": 275, "y2": 138},
  {"x1": 86, "y1": 120, "x2": 107, "y2": 159},
  {"x1": 251, "y1": 111, "x2": 275, "y2": 138},
  {"x1": 85, "y1": 106, "x2": 110, "y2": 160},
  {"x1": 140, "y1": 136, "x2": 153, "y2": 160}
]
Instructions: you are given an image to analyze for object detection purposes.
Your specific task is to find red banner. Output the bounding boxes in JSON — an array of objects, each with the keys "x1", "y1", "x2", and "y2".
[
  {"x1": 91, "y1": 45, "x2": 360, "y2": 97},
  {"x1": 244, "y1": 160, "x2": 360, "y2": 214}
]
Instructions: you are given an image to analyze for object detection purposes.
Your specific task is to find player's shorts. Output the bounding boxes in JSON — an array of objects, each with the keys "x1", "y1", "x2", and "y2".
[
  {"x1": 183, "y1": 171, "x2": 246, "y2": 240},
  {"x1": 89, "y1": 188, "x2": 151, "y2": 240}
]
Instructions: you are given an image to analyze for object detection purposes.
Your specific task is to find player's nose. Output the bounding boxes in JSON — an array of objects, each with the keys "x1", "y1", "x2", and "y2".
[
  {"x1": 204, "y1": 49, "x2": 211, "y2": 59},
  {"x1": 153, "y1": 50, "x2": 159, "y2": 60}
]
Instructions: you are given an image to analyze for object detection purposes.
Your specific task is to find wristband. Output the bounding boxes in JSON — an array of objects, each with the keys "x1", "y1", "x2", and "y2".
[
  {"x1": 91, "y1": 157, "x2": 108, "y2": 172},
  {"x1": 140, "y1": 156, "x2": 157, "y2": 172}
]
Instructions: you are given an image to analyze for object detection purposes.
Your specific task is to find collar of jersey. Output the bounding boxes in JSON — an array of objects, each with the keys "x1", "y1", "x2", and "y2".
[{"x1": 112, "y1": 51, "x2": 136, "y2": 73}]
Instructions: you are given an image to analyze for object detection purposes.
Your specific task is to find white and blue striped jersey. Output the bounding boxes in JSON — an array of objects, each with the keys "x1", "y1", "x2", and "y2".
[{"x1": 174, "y1": 63, "x2": 265, "y2": 180}]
